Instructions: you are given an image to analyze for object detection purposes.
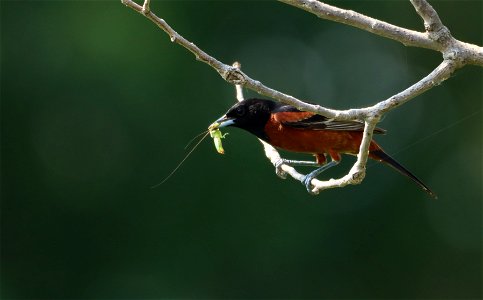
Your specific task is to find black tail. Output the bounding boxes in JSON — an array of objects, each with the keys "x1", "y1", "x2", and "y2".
[{"x1": 370, "y1": 149, "x2": 437, "y2": 199}]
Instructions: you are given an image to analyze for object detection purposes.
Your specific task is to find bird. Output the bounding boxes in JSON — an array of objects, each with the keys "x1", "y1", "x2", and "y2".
[{"x1": 212, "y1": 98, "x2": 436, "y2": 198}]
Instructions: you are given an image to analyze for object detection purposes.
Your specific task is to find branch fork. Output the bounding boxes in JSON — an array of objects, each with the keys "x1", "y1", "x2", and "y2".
[{"x1": 122, "y1": 0, "x2": 482, "y2": 195}]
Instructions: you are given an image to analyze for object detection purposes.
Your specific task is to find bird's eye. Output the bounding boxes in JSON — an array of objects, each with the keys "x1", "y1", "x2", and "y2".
[{"x1": 235, "y1": 106, "x2": 245, "y2": 116}]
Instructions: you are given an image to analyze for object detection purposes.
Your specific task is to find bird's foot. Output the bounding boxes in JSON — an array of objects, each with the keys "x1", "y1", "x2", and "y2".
[
  {"x1": 300, "y1": 160, "x2": 340, "y2": 195},
  {"x1": 274, "y1": 159, "x2": 288, "y2": 179},
  {"x1": 302, "y1": 172, "x2": 320, "y2": 195}
]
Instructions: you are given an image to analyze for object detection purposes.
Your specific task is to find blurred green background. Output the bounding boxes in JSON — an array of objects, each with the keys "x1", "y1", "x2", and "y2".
[{"x1": 1, "y1": 0, "x2": 481, "y2": 298}]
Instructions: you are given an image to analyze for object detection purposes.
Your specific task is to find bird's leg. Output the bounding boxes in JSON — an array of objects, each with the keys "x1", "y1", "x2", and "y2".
[
  {"x1": 302, "y1": 159, "x2": 340, "y2": 194},
  {"x1": 274, "y1": 158, "x2": 320, "y2": 179}
]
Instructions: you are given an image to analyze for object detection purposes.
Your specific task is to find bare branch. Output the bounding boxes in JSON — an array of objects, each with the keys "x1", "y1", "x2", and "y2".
[
  {"x1": 122, "y1": 0, "x2": 482, "y2": 195},
  {"x1": 121, "y1": 0, "x2": 233, "y2": 80},
  {"x1": 279, "y1": 0, "x2": 440, "y2": 51},
  {"x1": 372, "y1": 59, "x2": 456, "y2": 114},
  {"x1": 279, "y1": 0, "x2": 483, "y2": 67}
]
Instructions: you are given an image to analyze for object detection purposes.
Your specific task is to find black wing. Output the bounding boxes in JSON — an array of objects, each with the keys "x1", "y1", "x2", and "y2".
[{"x1": 274, "y1": 105, "x2": 386, "y2": 134}]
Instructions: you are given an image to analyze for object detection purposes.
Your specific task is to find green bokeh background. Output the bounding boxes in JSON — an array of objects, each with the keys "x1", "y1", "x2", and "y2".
[{"x1": 1, "y1": 0, "x2": 481, "y2": 298}]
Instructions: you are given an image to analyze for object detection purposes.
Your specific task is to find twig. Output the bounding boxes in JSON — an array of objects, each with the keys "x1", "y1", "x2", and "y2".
[
  {"x1": 232, "y1": 62, "x2": 244, "y2": 102},
  {"x1": 410, "y1": 0, "x2": 449, "y2": 41},
  {"x1": 122, "y1": 0, "x2": 482, "y2": 195},
  {"x1": 141, "y1": 0, "x2": 150, "y2": 14}
]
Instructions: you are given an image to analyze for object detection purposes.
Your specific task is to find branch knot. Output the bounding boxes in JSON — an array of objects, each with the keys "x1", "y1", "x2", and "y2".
[
  {"x1": 222, "y1": 67, "x2": 246, "y2": 85},
  {"x1": 351, "y1": 169, "x2": 365, "y2": 183}
]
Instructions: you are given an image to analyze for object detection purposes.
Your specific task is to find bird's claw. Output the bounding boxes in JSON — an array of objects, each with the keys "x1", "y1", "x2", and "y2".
[
  {"x1": 274, "y1": 159, "x2": 287, "y2": 179},
  {"x1": 302, "y1": 175, "x2": 319, "y2": 195}
]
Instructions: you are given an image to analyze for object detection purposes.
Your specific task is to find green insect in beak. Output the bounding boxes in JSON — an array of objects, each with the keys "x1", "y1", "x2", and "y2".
[{"x1": 208, "y1": 122, "x2": 228, "y2": 154}]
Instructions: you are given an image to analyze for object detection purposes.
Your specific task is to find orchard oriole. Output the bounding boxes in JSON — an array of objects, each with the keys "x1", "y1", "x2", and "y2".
[{"x1": 213, "y1": 98, "x2": 436, "y2": 198}]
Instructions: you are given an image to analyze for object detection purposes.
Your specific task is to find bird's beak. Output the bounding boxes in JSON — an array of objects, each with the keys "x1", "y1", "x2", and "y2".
[
  {"x1": 217, "y1": 116, "x2": 235, "y2": 128},
  {"x1": 208, "y1": 115, "x2": 235, "y2": 131}
]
